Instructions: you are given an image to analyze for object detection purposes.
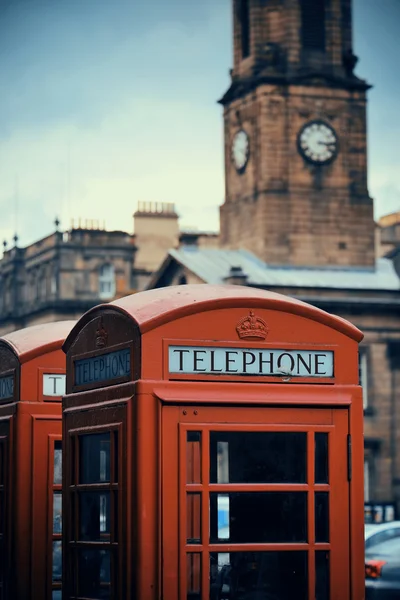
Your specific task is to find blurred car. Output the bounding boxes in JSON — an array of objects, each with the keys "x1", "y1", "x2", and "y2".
[
  {"x1": 365, "y1": 521, "x2": 400, "y2": 550},
  {"x1": 365, "y1": 537, "x2": 400, "y2": 599}
]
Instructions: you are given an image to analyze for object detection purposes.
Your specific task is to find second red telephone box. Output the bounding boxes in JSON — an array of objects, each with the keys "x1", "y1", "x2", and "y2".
[
  {"x1": 62, "y1": 285, "x2": 364, "y2": 600},
  {"x1": 0, "y1": 320, "x2": 74, "y2": 600}
]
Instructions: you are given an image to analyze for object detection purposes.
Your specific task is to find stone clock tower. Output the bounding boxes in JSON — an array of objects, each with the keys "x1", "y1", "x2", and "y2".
[{"x1": 219, "y1": 0, "x2": 375, "y2": 267}]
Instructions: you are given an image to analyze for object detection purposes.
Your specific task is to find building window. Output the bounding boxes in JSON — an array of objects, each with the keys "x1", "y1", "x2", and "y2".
[
  {"x1": 240, "y1": 0, "x2": 250, "y2": 59},
  {"x1": 364, "y1": 459, "x2": 370, "y2": 502},
  {"x1": 51, "y1": 274, "x2": 57, "y2": 295},
  {"x1": 300, "y1": 0, "x2": 326, "y2": 51},
  {"x1": 5, "y1": 279, "x2": 11, "y2": 310},
  {"x1": 30, "y1": 275, "x2": 36, "y2": 302},
  {"x1": 36, "y1": 270, "x2": 43, "y2": 301},
  {"x1": 99, "y1": 264, "x2": 116, "y2": 300},
  {"x1": 359, "y1": 348, "x2": 368, "y2": 410}
]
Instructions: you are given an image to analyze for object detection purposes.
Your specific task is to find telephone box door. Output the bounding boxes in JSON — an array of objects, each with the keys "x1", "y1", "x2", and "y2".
[{"x1": 162, "y1": 406, "x2": 350, "y2": 600}]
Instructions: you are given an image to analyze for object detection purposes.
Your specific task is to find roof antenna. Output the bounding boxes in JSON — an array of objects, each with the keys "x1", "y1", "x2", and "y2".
[{"x1": 14, "y1": 175, "x2": 19, "y2": 247}]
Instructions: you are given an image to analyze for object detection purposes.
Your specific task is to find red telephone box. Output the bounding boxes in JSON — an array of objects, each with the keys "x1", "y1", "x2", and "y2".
[
  {"x1": 62, "y1": 285, "x2": 365, "y2": 600},
  {"x1": 0, "y1": 320, "x2": 75, "y2": 600}
]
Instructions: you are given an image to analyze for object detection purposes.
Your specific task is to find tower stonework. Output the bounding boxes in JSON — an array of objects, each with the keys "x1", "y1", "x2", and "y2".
[{"x1": 220, "y1": 0, "x2": 375, "y2": 267}]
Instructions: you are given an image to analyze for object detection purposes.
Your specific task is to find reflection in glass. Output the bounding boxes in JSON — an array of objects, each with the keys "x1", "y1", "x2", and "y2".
[
  {"x1": 315, "y1": 493, "x2": 329, "y2": 543},
  {"x1": 79, "y1": 492, "x2": 110, "y2": 541},
  {"x1": 53, "y1": 492, "x2": 62, "y2": 534},
  {"x1": 187, "y1": 553, "x2": 201, "y2": 600},
  {"x1": 315, "y1": 433, "x2": 329, "y2": 484},
  {"x1": 52, "y1": 591, "x2": 62, "y2": 600},
  {"x1": 210, "y1": 432, "x2": 307, "y2": 483},
  {"x1": 77, "y1": 548, "x2": 110, "y2": 599},
  {"x1": 80, "y1": 433, "x2": 110, "y2": 484},
  {"x1": 187, "y1": 493, "x2": 201, "y2": 543},
  {"x1": 100, "y1": 494, "x2": 108, "y2": 533},
  {"x1": 217, "y1": 442, "x2": 229, "y2": 484},
  {"x1": 52, "y1": 541, "x2": 62, "y2": 582},
  {"x1": 100, "y1": 451, "x2": 106, "y2": 482},
  {"x1": 187, "y1": 432, "x2": 201, "y2": 484},
  {"x1": 217, "y1": 495, "x2": 229, "y2": 540},
  {"x1": 210, "y1": 551, "x2": 308, "y2": 600},
  {"x1": 210, "y1": 492, "x2": 307, "y2": 543},
  {"x1": 54, "y1": 441, "x2": 62, "y2": 484},
  {"x1": 316, "y1": 551, "x2": 330, "y2": 600}
]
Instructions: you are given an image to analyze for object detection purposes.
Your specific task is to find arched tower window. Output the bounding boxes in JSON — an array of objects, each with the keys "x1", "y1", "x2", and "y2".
[
  {"x1": 178, "y1": 274, "x2": 187, "y2": 285},
  {"x1": 99, "y1": 264, "x2": 116, "y2": 300},
  {"x1": 300, "y1": 0, "x2": 326, "y2": 51},
  {"x1": 240, "y1": 0, "x2": 250, "y2": 59}
]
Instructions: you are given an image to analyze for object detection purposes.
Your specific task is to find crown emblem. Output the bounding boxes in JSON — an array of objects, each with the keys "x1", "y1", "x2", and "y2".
[
  {"x1": 95, "y1": 317, "x2": 108, "y2": 348},
  {"x1": 236, "y1": 310, "x2": 268, "y2": 340}
]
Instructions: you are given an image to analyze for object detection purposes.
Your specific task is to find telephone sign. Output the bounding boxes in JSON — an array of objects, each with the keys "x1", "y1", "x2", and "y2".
[
  {"x1": 43, "y1": 373, "x2": 66, "y2": 396},
  {"x1": 168, "y1": 345, "x2": 334, "y2": 377},
  {"x1": 0, "y1": 374, "x2": 13, "y2": 400}
]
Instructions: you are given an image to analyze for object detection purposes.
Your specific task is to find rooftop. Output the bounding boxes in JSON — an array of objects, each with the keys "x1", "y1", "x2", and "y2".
[{"x1": 159, "y1": 247, "x2": 400, "y2": 292}]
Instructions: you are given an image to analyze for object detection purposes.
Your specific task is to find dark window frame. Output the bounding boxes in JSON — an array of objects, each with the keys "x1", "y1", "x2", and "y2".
[
  {"x1": 67, "y1": 426, "x2": 121, "y2": 600},
  {"x1": 240, "y1": 0, "x2": 250, "y2": 59},
  {"x1": 300, "y1": 0, "x2": 326, "y2": 51}
]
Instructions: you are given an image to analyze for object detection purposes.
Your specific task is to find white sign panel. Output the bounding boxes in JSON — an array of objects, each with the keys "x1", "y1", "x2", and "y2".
[
  {"x1": 169, "y1": 346, "x2": 334, "y2": 378},
  {"x1": 43, "y1": 374, "x2": 66, "y2": 396}
]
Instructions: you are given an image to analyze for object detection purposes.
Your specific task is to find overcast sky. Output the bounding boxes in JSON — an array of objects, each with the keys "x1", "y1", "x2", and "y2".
[{"x1": 0, "y1": 0, "x2": 399, "y2": 248}]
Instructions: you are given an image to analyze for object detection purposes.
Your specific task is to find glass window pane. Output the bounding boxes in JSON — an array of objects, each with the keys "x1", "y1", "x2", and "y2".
[
  {"x1": 54, "y1": 441, "x2": 62, "y2": 484},
  {"x1": 77, "y1": 548, "x2": 110, "y2": 599},
  {"x1": 80, "y1": 433, "x2": 110, "y2": 484},
  {"x1": 187, "y1": 553, "x2": 201, "y2": 600},
  {"x1": 0, "y1": 538, "x2": 3, "y2": 580},
  {"x1": 315, "y1": 433, "x2": 329, "y2": 484},
  {"x1": 53, "y1": 492, "x2": 62, "y2": 534},
  {"x1": 210, "y1": 551, "x2": 308, "y2": 600},
  {"x1": 52, "y1": 591, "x2": 62, "y2": 600},
  {"x1": 187, "y1": 432, "x2": 201, "y2": 484},
  {"x1": 316, "y1": 551, "x2": 330, "y2": 600},
  {"x1": 210, "y1": 432, "x2": 307, "y2": 483},
  {"x1": 113, "y1": 431, "x2": 119, "y2": 484},
  {"x1": 52, "y1": 541, "x2": 62, "y2": 582},
  {"x1": 210, "y1": 492, "x2": 307, "y2": 543},
  {"x1": 187, "y1": 493, "x2": 201, "y2": 543},
  {"x1": 79, "y1": 492, "x2": 110, "y2": 541},
  {"x1": 0, "y1": 492, "x2": 4, "y2": 535},
  {"x1": 315, "y1": 492, "x2": 329, "y2": 543},
  {"x1": 0, "y1": 444, "x2": 3, "y2": 485}
]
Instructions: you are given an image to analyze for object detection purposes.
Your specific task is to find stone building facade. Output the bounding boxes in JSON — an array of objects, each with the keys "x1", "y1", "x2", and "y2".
[
  {"x1": 220, "y1": 0, "x2": 374, "y2": 268},
  {"x1": 148, "y1": 0, "x2": 400, "y2": 520},
  {"x1": 0, "y1": 222, "x2": 137, "y2": 335},
  {"x1": 0, "y1": 204, "x2": 215, "y2": 335}
]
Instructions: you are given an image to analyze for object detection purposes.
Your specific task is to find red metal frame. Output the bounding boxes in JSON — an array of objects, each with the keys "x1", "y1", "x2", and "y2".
[
  {"x1": 161, "y1": 403, "x2": 352, "y2": 600},
  {"x1": 61, "y1": 285, "x2": 364, "y2": 600},
  {"x1": 0, "y1": 320, "x2": 74, "y2": 599}
]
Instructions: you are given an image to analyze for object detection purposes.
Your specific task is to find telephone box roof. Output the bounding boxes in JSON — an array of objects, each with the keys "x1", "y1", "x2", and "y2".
[
  {"x1": 1, "y1": 321, "x2": 76, "y2": 363},
  {"x1": 63, "y1": 285, "x2": 363, "y2": 352}
]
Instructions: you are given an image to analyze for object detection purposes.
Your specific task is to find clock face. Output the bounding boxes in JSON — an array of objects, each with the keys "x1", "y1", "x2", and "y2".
[
  {"x1": 232, "y1": 130, "x2": 250, "y2": 173},
  {"x1": 298, "y1": 121, "x2": 338, "y2": 165}
]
